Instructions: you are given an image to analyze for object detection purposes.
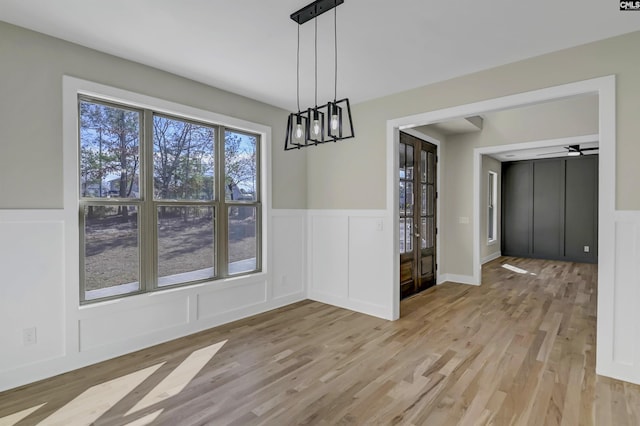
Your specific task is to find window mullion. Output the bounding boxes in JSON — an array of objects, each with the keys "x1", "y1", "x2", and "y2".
[
  {"x1": 217, "y1": 126, "x2": 228, "y2": 277},
  {"x1": 143, "y1": 109, "x2": 156, "y2": 291}
]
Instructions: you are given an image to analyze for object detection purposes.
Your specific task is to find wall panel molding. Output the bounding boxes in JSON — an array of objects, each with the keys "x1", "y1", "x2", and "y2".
[
  {"x1": 307, "y1": 210, "x2": 393, "y2": 320},
  {"x1": 597, "y1": 210, "x2": 640, "y2": 384}
]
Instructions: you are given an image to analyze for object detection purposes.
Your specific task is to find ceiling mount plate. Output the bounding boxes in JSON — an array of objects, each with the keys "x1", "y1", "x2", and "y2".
[{"x1": 290, "y1": 0, "x2": 344, "y2": 25}]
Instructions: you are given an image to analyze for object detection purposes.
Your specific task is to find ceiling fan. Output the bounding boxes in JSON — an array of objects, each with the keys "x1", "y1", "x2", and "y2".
[{"x1": 537, "y1": 144, "x2": 599, "y2": 157}]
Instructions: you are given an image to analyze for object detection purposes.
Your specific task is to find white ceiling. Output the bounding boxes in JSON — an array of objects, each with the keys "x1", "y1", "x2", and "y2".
[
  {"x1": 490, "y1": 141, "x2": 599, "y2": 162},
  {"x1": 1, "y1": 1, "x2": 639, "y2": 111}
]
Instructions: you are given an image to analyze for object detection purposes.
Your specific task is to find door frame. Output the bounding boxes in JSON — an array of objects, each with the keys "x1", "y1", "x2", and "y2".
[
  {"x1": 385, "y1": 77, "x2": 616, "y2": 384},
  {"x1": 400, "y1": 128, "x2": 442, "y2": 291},
  {"x1": 398, "y1": 131, "x2": 439, "y2": 298}
]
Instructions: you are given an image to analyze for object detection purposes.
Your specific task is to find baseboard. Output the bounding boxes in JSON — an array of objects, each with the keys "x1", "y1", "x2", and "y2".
[
  {"x1": 440, "y1": 274, "x2": 478, "y2": 286},
  {"x1": 307, "y1": 291, "x2": 393, "y2": 320},
  {"x1": 482, "y1": 251, "x2": 502, "y2": 264}
]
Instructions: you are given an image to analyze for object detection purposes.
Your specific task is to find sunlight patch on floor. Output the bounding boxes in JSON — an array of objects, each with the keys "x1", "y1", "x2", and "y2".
[
  {"x1": 502, "y1": 263, "x2": 536, "y2": 275},
  {"x1": 122, "y1": 409, "x2": 164, "y2": 426},
  {"x1": 0, "y1": 403, "x2": 46, "y2": 426},
  {"x1": 126, "y1": 340, "x2": 227, "y2": 415},
  {"x1": 39, "y1": 363, "x2": 164, "y2": 426}
]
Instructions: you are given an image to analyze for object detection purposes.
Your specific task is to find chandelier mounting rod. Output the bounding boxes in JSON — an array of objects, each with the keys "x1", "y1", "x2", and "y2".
[{"x1": 290, "y1": 0, "x2": 344, "y2": 25}]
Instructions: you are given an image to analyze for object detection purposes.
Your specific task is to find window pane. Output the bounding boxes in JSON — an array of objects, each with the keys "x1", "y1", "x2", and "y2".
[
  {"x1": 228, "y1": 206, "x2": 257, "y2": 274},
  {"x1": 400, "y1": 218, "x2": 406, "y2": 253},
  {"x1": 421, "y1": 150, "x2": 427, "y2": 183},
  {"x1": 80, "y1": 101, "x2": 141, "y2": 199},
  {"x1": 157, "y1": 206, "x2": 215, "y2": 287},
  {"x1": 84, "y1": 205, "x2": 139, "y2": 300},
  {"x1": 488, "y1": 205, "x2": 495, "y2": 240},
  {"x1": 225, "y1": 130, "x2": 258, "y2": 201},
  {"x1": 153, "y1": 115, "x2": 215, "y2": 200}
]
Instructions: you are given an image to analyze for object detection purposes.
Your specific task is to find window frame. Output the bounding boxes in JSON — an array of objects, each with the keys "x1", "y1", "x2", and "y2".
[
  {"x1": 487, "y1": 170, "x2": 498, "y2": 244},
  {"x1": 77, "y1": 94, "x2": 264, "y2": 305}
]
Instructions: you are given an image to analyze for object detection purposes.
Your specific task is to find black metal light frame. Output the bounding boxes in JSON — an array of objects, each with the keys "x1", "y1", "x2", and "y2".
[{"x1": 284, "y1": 0, "x2": 355, "y2": 151}]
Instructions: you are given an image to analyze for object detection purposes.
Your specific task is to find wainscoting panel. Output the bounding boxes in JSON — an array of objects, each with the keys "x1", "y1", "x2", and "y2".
[
  {"x1": 79, "y1": 297, "x2": 190, "y2": 351},
  {"x1": 348, "y1": 216, "x2": 390, "y2": 309},
  {"x1": 0, "y1": 211, "x2": 65, "y2": 373},
  {"x1": 197, "y1": 280, "x2": 267, "y2": 320},
  {"x1": 309, "y1": 214, "x2": 349, "y2": 300},
  {"x1": 308, "y1": 210, "x2": 392, "y2": 319},
  {"x1": 272, "y1": 212, "x2": 306, "y2": 299},
  {"x1": 612, "y1": 213, "x2": 640, "y2": 371}
]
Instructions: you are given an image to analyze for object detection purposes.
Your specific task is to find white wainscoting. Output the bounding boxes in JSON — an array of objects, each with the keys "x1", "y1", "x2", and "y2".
[
  {"x1": 597, "y1": 211, "x2": 640, "y2": 385},
  {"x1": 0, "y1": 209, "x2": 307, "y2": 392},
  {"x1": 0, "y1": 210, "x2": 66, "y2": 377},
  {"x1": 307, "y1": 210, "x2": 393, "y2": 320}
]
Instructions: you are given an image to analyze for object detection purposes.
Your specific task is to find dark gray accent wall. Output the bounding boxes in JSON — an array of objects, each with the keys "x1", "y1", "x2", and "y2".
[{"x1": 501, "y1": 155, "x2": 598, "y2": 263}]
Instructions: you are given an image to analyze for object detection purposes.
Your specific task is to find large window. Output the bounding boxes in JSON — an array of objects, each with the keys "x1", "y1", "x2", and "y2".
[
  {"x1": 79, "y1": 97, "x2": 260, "y2": 303},
  {"x1": 488, "y1": 171, "x2": 498, "y2": 243}
]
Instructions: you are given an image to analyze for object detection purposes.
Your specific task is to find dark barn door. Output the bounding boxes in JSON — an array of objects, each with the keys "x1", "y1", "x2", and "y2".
[{"x1": 399, "y1": 132, "x2": 437, "y2": 299}]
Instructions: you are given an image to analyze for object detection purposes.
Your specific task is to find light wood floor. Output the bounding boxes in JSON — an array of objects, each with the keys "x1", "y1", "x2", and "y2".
[{"x1": 2, "y1": 257, "x2": 640, "y2": 425}]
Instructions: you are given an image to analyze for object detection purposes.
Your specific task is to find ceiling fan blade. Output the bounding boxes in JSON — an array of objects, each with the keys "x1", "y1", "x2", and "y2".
[
  {"x1": 537, "y1": 151, "x2": 566, "y2": 156},
  {"x1": 580, "y1": 147, "x2": 599, "y2": 152}
]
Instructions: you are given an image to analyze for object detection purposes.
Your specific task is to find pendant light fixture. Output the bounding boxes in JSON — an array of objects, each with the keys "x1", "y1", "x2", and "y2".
[{"x1": 285, "y1": 0, "x2": 355, "y2": 150}]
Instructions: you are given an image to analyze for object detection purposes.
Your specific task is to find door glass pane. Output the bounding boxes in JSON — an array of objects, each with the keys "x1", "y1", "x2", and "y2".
[
  {"x1": 406, "y1": 217, "x2": 413, "y2": 252},
  {"x1": 426, "y1": 217, "x2": 434, "y2": 249},
  {"x1": 225, "y1": 130, "x2": 258, "y2": 201},
  {"x1": 421, "y1": 150, "x2": 427, "y2": 183},
  {"x1": 427, "y1": 185, "x2": 434, "y2": 216},
  {"x1": 406, "y1": 145, "x2": 414, "y2": 180},
  {"x1": 427, "y1": 152, "x2": 435, "y2": 184},
  {"x1": 79, "y1": 101, "x2": 141, "y2": 199},
  {"x1": 153, "y1": 115, "x2": 216, "y2": 201},
  {"x1": 421, "y1": 184, "x2": 427, "y2": 216},
  {"x1": 399, "y1": 143, "x2": 406, "y2": 179},
  {"x1": 406, "y1": 182, "x2": 414, "y2": 213},
  {"x1": 84, "y1": 205, "x2": 139, "y2": 301},
  {"x1": 228, "y1": 206, "x2": 257, "y2": 274},
  {"x1": 421, "y1": 217, "x2": 427, "y2": 249},
  {"x1": 157, "y1": 206, "x2": 215, "y2": 287},
  {"x1": 399, "y1": 181, "x2": 406, "y2": 216},
  {"x1": 400, "y1": 218, "x2": 406, "y2": 253}
]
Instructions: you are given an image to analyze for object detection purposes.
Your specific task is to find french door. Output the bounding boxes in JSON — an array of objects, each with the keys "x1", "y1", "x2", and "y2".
[{"x1": 399, "y1": 132, "x2": 437, "y2": 299}]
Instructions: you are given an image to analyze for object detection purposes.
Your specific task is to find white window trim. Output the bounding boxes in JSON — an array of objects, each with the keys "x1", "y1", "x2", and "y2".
[
  {"x1": 63, "y1": 76, "x2": 272, "y2": 310},
  {"x1": 487, "y1": 170, "x2": 498, "y2": 245}
]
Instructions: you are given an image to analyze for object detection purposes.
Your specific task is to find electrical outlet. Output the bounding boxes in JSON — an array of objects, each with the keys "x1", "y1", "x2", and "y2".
[
  {"x1": 23, "y1": 327, "x2": 37, "y2": 346},
  {"x1": 584, "y1": 245, "x2": 590, "y2": 253}
]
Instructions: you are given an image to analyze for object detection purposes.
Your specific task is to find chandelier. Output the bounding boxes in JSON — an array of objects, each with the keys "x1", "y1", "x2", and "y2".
[{"x1": 285, "y1": 0, "x2": 355, "y2": 150}]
